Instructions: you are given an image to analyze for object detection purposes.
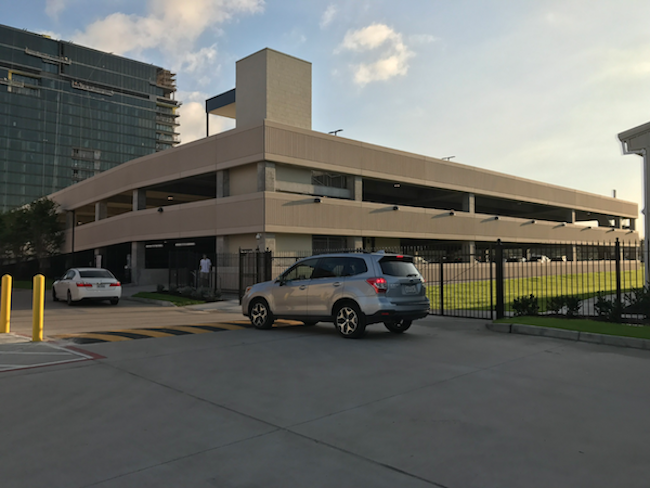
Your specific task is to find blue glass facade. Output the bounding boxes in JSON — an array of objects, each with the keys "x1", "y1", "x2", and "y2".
[{"x1": 0, "y1": 24, "x2": 179, "y2": 211}]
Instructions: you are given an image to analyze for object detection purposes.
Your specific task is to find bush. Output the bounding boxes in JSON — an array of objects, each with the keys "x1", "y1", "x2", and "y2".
[
  {"x1": 156, "y1": 284, "x2": 165, "y2": 293},
  {"x1": 169, "y1": 284, "x2": 177, "y2": 294},
  {"x1": 624, "y1": 286, "x2": 650, "y2": 317},
  {"x1": 178, "y1": 286, "x2": 195, "y2": 297},
  {"x1": 564, "y1": 296, "x2": 582, "y2": 318},
  {"x1": 595, "y1": 294, "x2": 623, "y2": 323},
  {"x1": 513, "y1": 294, "x2": 539, "y2": 316},
  {"x1": 548, "y1": 296, "x2": 565, "y2": 314}
]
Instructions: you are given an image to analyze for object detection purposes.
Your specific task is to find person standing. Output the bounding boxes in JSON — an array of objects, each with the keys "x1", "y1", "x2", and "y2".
[{"x1": 199, "y1": 254, "x2": 212, "y2": 287}]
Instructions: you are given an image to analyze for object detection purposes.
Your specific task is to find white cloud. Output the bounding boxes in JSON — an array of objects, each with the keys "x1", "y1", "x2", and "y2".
[
  {"x1": 177, "y1": 92, "x2": 235, "y2": 144},
  {"x1": 320, "y1": 5, "x2": 337, "y2": 29},
  {"x1": 45, "y1": 0, "x2": 68, "y2": 19},
  {"x1": 72, "y1": 0, "x2": 263, "y2": 68},
  {"x1": 338, "y1": 24, "x2": 414, "y2": 86}
]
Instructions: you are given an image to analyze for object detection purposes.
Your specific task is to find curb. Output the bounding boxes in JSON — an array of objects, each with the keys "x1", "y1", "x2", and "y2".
[
  {"x1": 123, "y1": 297, "x2": 177, "y2": 307},
  {"x1": 485, "y1": 322, "x2": 650, "y2": 351}
]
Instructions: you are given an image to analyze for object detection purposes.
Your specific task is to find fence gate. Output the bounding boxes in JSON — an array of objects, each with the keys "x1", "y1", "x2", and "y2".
[
  {"x1": 416, "y1": 246, "x2": 495, "y2": 320},
  {"x1": 239, "y1": 250, "x2": 272, "y2": 303}
]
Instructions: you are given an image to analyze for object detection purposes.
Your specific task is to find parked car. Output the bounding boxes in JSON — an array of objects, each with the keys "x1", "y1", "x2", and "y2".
[
  {"x1": 242, "y1": 252, "x2": 430, "y2": 338},
  {"x1": 528, "y1": 255, "x2": 551, "y2": 263},
  {"x1": 52, "y1": 268, "x2": 122, "y2": 305}
]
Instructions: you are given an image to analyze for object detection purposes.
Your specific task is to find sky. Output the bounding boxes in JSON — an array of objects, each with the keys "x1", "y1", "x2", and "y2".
[{"x1": 4, "y1": 0, "x2": 650, "y2": 233}]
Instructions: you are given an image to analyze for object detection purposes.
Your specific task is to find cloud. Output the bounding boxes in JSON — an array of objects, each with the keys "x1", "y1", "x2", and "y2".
[
  {"x1": 177, "y1": 92, "x2": 235, "y2": 144},
  {"x1": 320, "y1": 5, "x2": 337, "y2": 29},
  {"x1": 338, "y1": 24, "x2": 414, "y2": 86},
  {"x1": 45, "y1": 0, "x2": 68, "y2": 19},
  {"x1": 72, "y1": 0, "x2": 263, "y2": 68}
]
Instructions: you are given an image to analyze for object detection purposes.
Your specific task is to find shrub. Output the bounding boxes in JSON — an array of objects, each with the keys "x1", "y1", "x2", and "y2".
[
  {"x1": 624, "y1": 286, "x2": 650, "y2": 317},
  {"x1": 548, "y1": 296, "x2": 565, "y2": 315},
  {"x1": 156, "y1": 284, "x2": 165, "y2": 293},
  {"x1": 564, "y1": 296, "x2": 582, "y2": 318},
  {"x1": 513, "y1": 294, "x2": 539, "y2": 316},
  {"x1": 178, "y1": 286, "x2": 195, "y2": 297},
  {"x1": 169, "y1": 284, "x2": 177, "y2": 294},
  {"x1": 595, "y1": 294, "x2": 623, "y2": 323}
]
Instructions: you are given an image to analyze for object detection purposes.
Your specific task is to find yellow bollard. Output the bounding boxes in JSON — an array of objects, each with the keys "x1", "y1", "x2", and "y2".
[
  {"x1": 32, "y1": 274, "x2": 45, "y2": 342},
  {"x1": 1, "y1": 274, "x2": 11, "y2": 333}
]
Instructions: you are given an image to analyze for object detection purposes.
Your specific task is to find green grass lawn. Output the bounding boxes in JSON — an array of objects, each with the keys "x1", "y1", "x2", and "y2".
[
  {"x1": 426, "y1": 268, "x2": 644, "y2": 311},
  {"x1": 496, "y1": 315, "x2": 650, "y2": 340},
  {"x1": 11, "y1": 279, "x2": 55, "y2": 290},
  {"x1": 132, "y1": 292, "x2": 204, "y2": 306}
]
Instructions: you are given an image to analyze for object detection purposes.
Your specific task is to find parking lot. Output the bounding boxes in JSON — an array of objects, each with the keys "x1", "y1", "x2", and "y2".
[{"x1": 2, "y1": 303, "x2": 650, "y2": 487}]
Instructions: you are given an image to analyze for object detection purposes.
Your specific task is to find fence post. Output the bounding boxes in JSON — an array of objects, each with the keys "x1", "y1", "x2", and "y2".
[
  {"x1": 238, "y1": 249, "x2": 244, "y2": 304},
  {"x1": 615, "y1": 238, "x2": 622, "y2": 305},
  {"x1": 1, "y1": 274, "x2": 11, "y2": 333},
  {"x1": 495, "y1": 239, "x2": 505, "y2": 319},
  {"x1": 264, "y1": 250, "x2": 273, "y2": 282},
  {"x1": 439, "y1": 255, "x2": 444, "y2": 316}
]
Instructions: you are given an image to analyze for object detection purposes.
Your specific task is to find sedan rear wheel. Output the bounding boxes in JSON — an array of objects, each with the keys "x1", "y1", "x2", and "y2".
[
  {"x1": 384, "y1": 319, "x2": 412, "y2": 333},
  {"x1": 110, "y1": 298, "x2": 119, "y2": 306},
  {"x1": 66, "y1": 290, "x2": 74, "y2": 306},
  {"x1": 334, "y1": 302, "x2": 366, "y2": 339},
  {"x1": 52, "y1": 288, "x2": 58, "y2": 302}
]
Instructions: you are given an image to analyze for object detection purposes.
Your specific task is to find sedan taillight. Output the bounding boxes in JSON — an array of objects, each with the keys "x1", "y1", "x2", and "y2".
[
  {"x1": 110, "y1": 282, "x2": 121, "y2": 287},
  {"x1": 76, "y1": 282, "x2": 92, "y2": 287},
  {"x1": 366, "y1": 277, "x2": 388, "y2": 293}
]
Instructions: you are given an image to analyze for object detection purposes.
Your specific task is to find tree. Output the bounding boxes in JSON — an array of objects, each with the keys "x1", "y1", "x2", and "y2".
[{"x1": 0, "y1": 198, "x2": 64, "y2": 272}]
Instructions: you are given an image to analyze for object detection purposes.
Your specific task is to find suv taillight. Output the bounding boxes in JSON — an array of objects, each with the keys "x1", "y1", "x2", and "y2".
[{"x1": 366, "y1": 277, "x2": 388, "y2": 293}]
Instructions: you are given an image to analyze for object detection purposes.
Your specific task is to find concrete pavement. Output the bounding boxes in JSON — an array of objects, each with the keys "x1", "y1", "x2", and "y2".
[{"x1": 2, "y1": 316, "x2": 650, "y2": 487}]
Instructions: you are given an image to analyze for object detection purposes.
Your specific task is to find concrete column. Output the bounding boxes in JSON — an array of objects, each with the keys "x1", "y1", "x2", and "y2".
[
  {"x1": 462, "y1": 193, "x2": 475, "y2": 213},
  {"x1": 613, "y1": 217, "x2": 621, "y2": 229},
  {"x1": 257, "y1": 162, "x2": 276, "y2": 192},
  {"x1": 629, "y1": 218, "x2": 636, "y2": 231},
  {"x1": 567, "y1": 209, "x2": 576, "y2": 224},
  {"x1": 130, "y1": 241, "x2": 146, "y2": 285},
  {"x1": 348, "y1": 236, "x2": 363, "y2": 251},
  {"x1": 351, "y1": 176, "x2": 363, "y2": 201},
  {"x1": 462, "y1": 241, "x2": 476, "y2": 261},
  {"x1": 133, "y1": 189, "x2": 146, "y2": 211},
  {"x1": 260, "y1": 233, "x2": 276, "y2": 252},
  {"x1": 94, "y1": 248, "x2": 106, "y2": 268},
  {"x1": 95, "y1": 201, "x2": 107, "y2": 221},
  {"x1": 217, "y1": 170, "x2": 230, "y2": 198}
]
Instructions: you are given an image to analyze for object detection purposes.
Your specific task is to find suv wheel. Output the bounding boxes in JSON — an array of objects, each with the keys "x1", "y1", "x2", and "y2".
[
  {"x1": 334, "y1": 302, "x2": 366, "y2": 339},
  {"x1": 384, "y1": 319, "x2": 412, "y2": 333},
  {"x1": 249, "y1": 299, "x2": 274, "y2": 329}
]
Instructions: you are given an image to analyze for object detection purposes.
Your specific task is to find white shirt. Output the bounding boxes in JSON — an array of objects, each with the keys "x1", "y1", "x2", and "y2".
[{"x1": 199, "y1": 258, "x2": 211, "y2": 273}]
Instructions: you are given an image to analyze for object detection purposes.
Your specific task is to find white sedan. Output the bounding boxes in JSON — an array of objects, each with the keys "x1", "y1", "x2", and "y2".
[{"x1": 52, "y1": 268, "x2": 122, "y2": 305}]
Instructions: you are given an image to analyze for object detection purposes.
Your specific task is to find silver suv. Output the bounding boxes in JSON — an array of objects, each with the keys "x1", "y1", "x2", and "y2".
[{"x1": 242, "y1": 251, "x2": 430, "y2": 338}]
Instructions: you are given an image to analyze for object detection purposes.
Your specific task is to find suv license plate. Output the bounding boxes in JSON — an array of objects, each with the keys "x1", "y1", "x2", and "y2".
[{"x1": 403, "y1": 285, "x2": 416, "y2": 294}]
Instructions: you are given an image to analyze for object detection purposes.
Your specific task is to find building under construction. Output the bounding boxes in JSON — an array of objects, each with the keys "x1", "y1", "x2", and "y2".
[{"x1": 0, "y1": 24, "x2": 180, "y2": 211}]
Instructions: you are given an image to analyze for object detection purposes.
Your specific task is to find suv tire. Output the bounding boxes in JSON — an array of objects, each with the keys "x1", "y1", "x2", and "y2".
[
  {"x1": 334, "y1": 302, "x2": 366, "y2": 339},
  {"x1": 249, "y1": 299, "x2": 274, "y2": 329},
  {"x1": 384, "y1": 319, "x2": 412, "y2": 333}
]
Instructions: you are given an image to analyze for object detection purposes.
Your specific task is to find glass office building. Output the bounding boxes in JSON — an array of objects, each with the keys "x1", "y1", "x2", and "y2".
[{"x1": 0, "y1": 24, "x2": 180, "y2": 211}]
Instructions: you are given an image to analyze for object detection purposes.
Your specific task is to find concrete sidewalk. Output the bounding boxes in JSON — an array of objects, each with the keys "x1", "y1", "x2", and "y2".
[{"x1": 2, "y1": 316, "x2": 650, "y2": 487}]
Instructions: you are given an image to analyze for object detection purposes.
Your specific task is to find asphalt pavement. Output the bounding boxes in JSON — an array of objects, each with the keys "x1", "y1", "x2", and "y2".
[{"x1": 2, "y1": 314, "x2": 650, "y2": 487}]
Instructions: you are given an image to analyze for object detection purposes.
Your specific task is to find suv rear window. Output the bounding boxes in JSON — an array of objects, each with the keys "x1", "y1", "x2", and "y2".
[{"x1": 379, "y1": 257, "x2": 420, "y2": 277}]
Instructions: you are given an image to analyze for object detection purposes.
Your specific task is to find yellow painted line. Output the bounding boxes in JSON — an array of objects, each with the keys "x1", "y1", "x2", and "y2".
[
  {"x1": 190, "y1": 323, "x2": 247, "y2": 331},
  {"x1": 113, "y1": 329, "x2": 174, "y2": 338},
  {"x1": 163, "y1": 326, "x2": 212, "y2": 334},
  {"x1": 70, "y1": 333, "x2": 131, "y2": 342}
]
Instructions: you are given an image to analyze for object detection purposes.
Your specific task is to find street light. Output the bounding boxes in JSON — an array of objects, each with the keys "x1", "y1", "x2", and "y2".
[{"x1": 328, "y1": 129, "x2": 343, "y2": 136}]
